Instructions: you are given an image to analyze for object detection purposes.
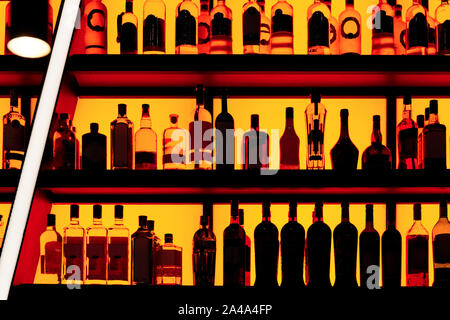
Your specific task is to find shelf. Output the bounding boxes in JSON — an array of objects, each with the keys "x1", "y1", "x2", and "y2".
[
  {"x1": 0, "y1": 170, "x2": 19, "y2": 202},
  {"x1": 0, "y1": 56, "x2": 47, "y2": 90}
]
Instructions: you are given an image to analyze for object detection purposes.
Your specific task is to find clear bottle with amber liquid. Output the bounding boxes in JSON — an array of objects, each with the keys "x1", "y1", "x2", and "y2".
[
  {"x1": 3, "y1": 90, "x2": 25, "y2": 170},
  {"x1": 339, "y1": 0, "x2": 361, "y2": 55},
  {"x1": 107, "y1": 205, "x2": 130, "y2": 285},
  {"x1": 242, "y1": 0, "x2": 261, "y2": 54},
  {"x1": 432, "y1": 200, "x2": 450, "y2": 288},
  {"x1": 372, "y1": 0, "x2": 395, "y2": 55},
  {"x1": 210, "y1": 0, "x2": 233, "y2": 54},
  {"x1": 362, "y1": 115, "x2": 392, "y2": 171},
  {"x1": 397, "y1": 95, "x2": 418, "y2": 170},
  {"x1": 38, "y1": 214, "x2": 62, "y2": 284},
  {"x1": 135, "y1": 104, "x2": 157, "y2": 170},
  {"x1": 271, "y1": 0, "x2": 294, "y2": 54},
  {"x1": 117, "y1": 0, "x2": 138, "y2": 54},
  {"x1": 111, "y1": 104, "x2": 134, "y2": 170},
  {"x1": 86, "y1": 205, "x2": 108, "y2": 284},
  {"x1": 394, "y1": 5, "x2": 407, "y2": 54},
  {"x1": 423, "y1": 100, "x2": 446, "y2": 170},
  {"x1": 422, "y1": 0, "x2": 437, "y2": 55},
  {"x1": 280, "y1": 107, "x2": 300, "y2": 170},
  {"x1": 330, "y1": 109, "x2": 359, "y2": 171},
  {"x1": 198, "y1": 0, "x2": 211, "y2": 54},
  {"x1": 83, "y1": 0, "x2": 107, "y2": 54},
  {"x1": 156, "y1": 233, "x2": 182, "y2": 285},
  {"x1": 143, "y1": 0, "x2": 166, "y2": 54},
  {"x1": 176, "y1": 0, "x2": 198, "y2": 54},
  {"x1": 406, "y1": 0, "x2": 428, "y2": 55},
  {"x1": 307, "y1": 0, "x2": 330, "y2": 55},
  {"x1": 163, "y1": 114, "x2": 187, "y2": 170},
  {"x1": 257, "y1": 0, "x2": 271, "y2": 54},
  {"x1": 62, "y1": 205, "x2": 85, "y2": 285},
  {"x1": 435, "y1": 0, "x2": 450, "y2": 55}
]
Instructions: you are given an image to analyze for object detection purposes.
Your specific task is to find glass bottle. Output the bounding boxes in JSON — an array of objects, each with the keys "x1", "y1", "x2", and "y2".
[
  {"x1": 398, "y1": 95, "x2": 418, "y2": 169},
  {"x1": 215, "y1": 94, "x2": 235, "y2": 171},
  {"x1": 324, "y1": 0, "x2": 339, "y2": 55},
  {"x1": 406, "y1": 203, "x2": 429, "y2": 287},
  {"x1": 359, "y1": 204, "x2": 380, "y2": 289},
  {"x1": 131, "y1": 216, "x2": 153, "y2": 285},
  {"x1": 362, "y1": 115, "x2": 392, "y2": 171},
  {"x1": 176, "y1": 0, "x2": 198, "y2": 54},
  {"x1": 406, "y1": 0, "x2": 428, "y2": 55},
  {"x1": 53, "y1": 113, "x2": 76, "y2": 170},
  {"x1": 339, "y1": 0, "x2": 361, "y2": 55},
  {"x1": 432, "y1": 200, "x2": 450, "y2": 288},
  {"x1": 82, "y1": 123, "x2": 107, "y2": 171},
  {"x1": 394, "y1": 5, "x2": 407, "y2": 54},
  {"x1": 243, "y1": 0, "x2": 261, "y2": 54},
  {"x1": 71, "y1": 123, "x2": 81, "y2": 170},
  {"x1": 271, "y1": 0, "x2": 294, "y2": 54},
  {"x1": 330, "y1": 109, "x2": 359, "y2": 171},
  {"x1": 117, "y1": 0, "x2": 138, "y2": 54},
  {"x1": 422, "y1": 0, "x2": 437, "y2": 55},
  {"x1": 107, "y1": 205, "x2": 130, "y2": 285},
  {"x1": 143, "y1": 0, "x2": 166, "y2": 54},
  {"x1": 163, "y1": 114, "x2": 187, "y2": 170},
  {"x1": 148, "y1": 220, "x2": 160, "y2": 285},
  {"x1": 223, "y1": 200, "x2": 246, "y2": 286},
  {"x1": 281, "y1": 200, "x2": 305, "y2": 288},
  {"x1": 189, "y1": 85, "x2": 213, "y2": 170},
  {"x1": 135, "y1": 104, "x2": 157, "y2": 170},
  {"x1": 333, "y1": 202, "x2": 358, "y2": 288},
  {"x1": 39, "y1": 214, "x2": 62, "y2": 284},
  {"x1": 156, "y1": 233, "x2": 182, "y2": 285},
  {"x1": 435, "y1": 0, "x2": 450, "y2": 55},
  {"x1": 423, "y1": 100, "x2": 446, "y2": 170},
  {"x1": 257, "y1": 0, "x2": 271, "y2": 54},
  {"x1": 381, "y1": 202, "x2": 402, "y2": 288},
  {"x1": 280, "y1": 107, "x2": 300, "y2": 170},
  {"x1": 62, "y1": 205, "x2": 85, "y2": 285},
  {"x1": 111, "y1": 104, "x2": 133, "y2": 170},
  {"x1": 304, "y1": 207, "x2": 319, "y2": 285},
  {"x1": 307, "y1": 0, "x2": 330, "y2": 55},
  {"x1": 372, "y1": 0, "x2": 395, "y2": 55},
  {"x1": 254, "y1": 201, "x2": 279, "y2": 287},
  {"x1": 198, "y1": 0, "x2": 211, "y2": 54},
  {"x1": 239, "y1": 209, "x2": 251, "y2": 286},
  {"x1": 306, "y1": 201, "x2": 331, "y2": 288},
  {"x1": 83, "y1": 0, "x2": 107, "y2": 54},
  {"x1": 86, "y1": 205, "x2": 108, "y2": 284},
  {"x1": 210, "y1": 0, "x2": 233, "y2": 54},
  {"x1": 243, "y1": 114, "x2": 270, "y2": 170},
  {"x1": 3, "y1": 90, "x2": 25, "y2": 170},
  {"x1": 417, "y1": 115, "x2": 425, "y2": 169},
  {"x1": 425, "y1": 106, "x2": 430, "y2": 126},
  {"x1": 305, "y1": 93, "x2": 326, "y2": 170}
]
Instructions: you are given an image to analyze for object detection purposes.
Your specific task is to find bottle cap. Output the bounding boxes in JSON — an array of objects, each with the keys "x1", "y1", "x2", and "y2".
[
  {"x1": 286, "y1": 107, "x2": 294, "y2": 119},
  {"x1": 115, "y1": 205, "x2": 124, "y2": 219},
  {"x1": 251, "y1": 114, "x2": 259, "y2": 129},
  {"x1": 231, "y1": 200, "x2": 239, "y2": 217},
  {"x1": 346, "y1": 0, "x2": 354, "y2": 6},
  {"x1": 403, "y1": 95, "x2": 411, "y2": 105},
  {"x1": 366, "y1": 204, "x2": 374, "y2": 222},
  {"x1": 10, "y1": 89, "x2": 18, "y2": 107},
  {"x1": 70, "y1": 204, "x2": 79, "y2": 219},
  {"x1": 196, "y1": 85, "x2": 204, "y2": 105},
  {"x1": 395, "y1": 4, "x2": 402, "y2": 16},
  {"x1": 118, "y1": 104, "x2": 127, "y2": 116},
  {"x1": 263, "y1": 200, "x2": 271, "y2": 218},
  {"x1": 413, "y1": 203, "x2": 421, "y2": 221},
  {"x1": 315, "y1": 200, "x2": 323, "y2": 218},
  {"x1": 169, "y1": 114, "x2": 178, "y2": 124},
  {"x1": 47, "y1": 214, "x2": 56, "y2": 227},
  {"x1": 60, "y1": 113, "x2": 69, "y2": 120},
  {"x1": 416, "y1": 115, "x2": 424, "y2": 128},
  {"x1": 90, "y1": 122, "x2": 99, "y2": 133},
  {"x1": 138, "y1": 215, "x2": 147, "y2": 227},
  {"x1": 311, "y1": 92, "x2": 321, "y2": 103},
  {"x1": 147, "y1": 219, "x2": 154, "y2": 231},
  {"x1": 386, "y1": 202, "x2": 396, "y2": 226},
  {"x1": 430, "y1": 100, "x2": 438, "y2": 114},
  {"x1": 425, "y1": 108, "x2": 430, "y2": 121},
  {"x1": 203, "y1": 201, "x2": 213, "y2": 216},
  {"x1": 289, "y1": 200, "x2": 297, "y2": 218},
  {"x1": 340, "y1": 109, "x2": 349, "y2": 117},
  {"x1": 200, "y1": 215, "x2": 209, "y2": 227},
  {"x1": 165, "y1": 233, "x2": 173, "y2": 244},
  {"x1": 93, "y1": 205, "x2": 102, "y2": 219}
]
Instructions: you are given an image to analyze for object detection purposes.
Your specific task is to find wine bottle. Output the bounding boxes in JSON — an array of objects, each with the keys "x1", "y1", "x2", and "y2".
[
  {"x1": 117, "y1": 0, "x2": 138, "y2": 54},
  {"x1": 239, "y1": 209, "x2": 251, "y2": 286},
  {"x1": 372, "y1": 0, "x2": 395, "y2": 55},
  {"x1": 339, "y1": 0, "x2": 361, "y2": 55},
  {"x1": 423, "y1": 100, "x2": 446, "y2": 170},
  {"x1": 362, "y1": 115, "x2": 392, "y2": 171},
  {"x1": 280, "y1": 107, "x2": 300, "y2": 170},
  {"x1": 3, "y1": 90, "x2": 25, "y2": 170},
  {"x1": 270, "y1": 0, "x2": 294, "y2": 54},
  {"x1": 323, "y1": 0, "x2": 339, "y2": 55},
  {"x1": 82, "y1": 123, "x2": 107, "y2": 171},
  {"x1": 243, "y1": 0, "x2": 261, "y2": 54},
  {"x1": 330, "y1": 109, "x2": 359, "y2": 171},
  {"x1": 83, "y1": 0, "x2": 107, "y2": 54},
  {"x1": 210, "y1": 0, "x2": 233, "y2": 54},
  {"x1": 397, "y1": 95, "x2": 418, "y2": 170},
  {"x1": 215, "y1": 94, "x2": 235, "y2": 170},
  {"x1": 143, "y1": 0, "x2": 166, "y2": 54},
  {"x1": 359, "y1": 204, "x2": 380, "y2": 289},
  {"x1": 243, "y1": 115, "x2": 270, "y2": 170},
  {"x1": 381, "y1": 202, "x2": 402, "y2": 288},
  {"x1": 307, "y1": 0, "x2": 330, "y2": 55},
  {"x1": 305, "y1": 93, "x2": 326, "y2": 169},
  {"x1": 432, "y1": 200, "x2": 450, "y2": 288},
  {"x1": 135, "y1": 104, "x2": 157, "y2": 170},
  {"x1": 176, "y1": 0, "x2": 198, "y2": 54},
  {"x1": 111, "y1": 104, "x2": 134, "y2": 170}
]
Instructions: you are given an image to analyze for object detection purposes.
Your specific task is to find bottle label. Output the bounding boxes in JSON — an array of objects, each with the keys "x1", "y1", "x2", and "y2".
[
  {"x1": 308, "y1": 11, "x2": 329, "y2": 48},
  {"x1": 85, "y1": 7, "x2": 107, "y2": 51},
  {"x1": 211, "y1": 13, "x2": 232, "y2": 36},
  {"x1": 372, "y1": 10, "x2": 393, "y2": 35},
  {"x1": 341, "y1": 17, "x2": 360, "y2": 39},
  {"x1": 43, "y1": 241, "x2": 62, "y2": 275},
  {"x1": 87, "y1": 236, "x2": 107, "y2": 280},
  {"x1": 433, "y1": 234, "x2": 450, "y2": 264},
  {"x1": 198, "y1": 22, "x2": 210, "y2": 44},
  {"x1": 398, "y1": 127, "x2": 418, "y2": 158},
  {"x1": 108, "y1": 237, "x2": 129, "y2": 281},
  {"x1": 243, "y1": 7, "x2": 261, "y2": 45},
  {"x1": 407, "y1": 236, "x2": 428, "y2": 275},
  {"x1": 112, "y1": 122, "x2": 132, "y2": 168},
  {"x1": 408, "y1": 13, "x2": 428, "y2": 48},
  {"x1": 143, "y1": 15, "x2": 166, "y2": 52},
  {"x1": 133, "y1": 237, "x2": 152, "y2": 283},
  {"x1": 4, "y1": 120, "x2": 25, "y2": 151},
  {"x1": 438, "y1": 21, "x2": 450, "y2": 53},
  {"x1": 176, "y1": 9, "x2": 197, "y2": 46},
  {"x1": 157, "y1": 249, "x2": 182, "y2": 266},
  {"x1": 423, "y1": 127, "x2": 446, "y2": 160},
  {"x1": 120, "y1": 22, "x2": 138, "y2": 53},
  {"x1": 64, "y1": 237, "x2": 84, "y2": 279},
  {"x1": 272, "y1": 9, "x2": 293, "y2": 33}
]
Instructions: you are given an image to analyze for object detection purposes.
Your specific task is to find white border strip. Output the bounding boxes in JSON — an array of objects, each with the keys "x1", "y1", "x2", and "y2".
[{"x1": 0, "y1": 0, "x2": 81, "y2": 300}]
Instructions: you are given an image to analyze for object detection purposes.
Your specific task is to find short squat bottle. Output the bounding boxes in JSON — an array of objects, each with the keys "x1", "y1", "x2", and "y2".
[{"x1": 82, "y1": 123, "x2": 107, "y2": 171}]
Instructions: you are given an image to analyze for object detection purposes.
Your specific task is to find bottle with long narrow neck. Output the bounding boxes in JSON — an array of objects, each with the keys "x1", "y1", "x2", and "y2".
[
  {"x1": 107, "y1": 205, "x2": 130, "y2": 284},
  {"x1": 307, "y1": 0, "x2": 330, "y2": 55},
  {"x1": 432, "y1": 200, "x2": 450, "y2": 288},
  {"x1": 243, "y1": 114, "x2": 270, "y2": 170},
  {"x1": 425, "y1": 107, "x2": 430, "y2": 126},
  {"x1": 38, "y1": 214, "x2": 62, "y2": 284},
  {"x1": 394, "y1": 5, "x2": 407, "y2": 54},
  {"x1": 239, "y1": 209, "x2": 251, "y2": 286},
  {"x1": 257, "y1": 0, "x2": 271, "y2": 54},
  {"x1": 163, "y1": 114, "x2": 186, "y2": 170},
  {"x1": 53, "y1": 113, "x2": 76, "y2": 170},
  {"x1": 362, "y1": 115, "x2": 392, "y2": 171},
  {"x1": 198, "y1": 0, "x2": 211, "y2": 54},
  {"x1": 83, "y1": 0, "x2": 107, "y2": 54},
  {"x1": 86, "y1": 205, "x2": 108, "y2": 284},
  {"x1": 143, "y1": 0, "x2": 166, "y2": 54},
  {"x1": 381, "y1": 202, "x2": 402, "y2": 288},
  {"x1": 271, "y1": 0, "x2": 294, "y2": 54},
  {"x1": 359, "y1": 204, "x2": 380, "y2": 289},
  {"x1": 417, "y1": 115, "x2": 425, "y2": 169},
  {"x1": 339, "y1": 0, "x2": 361, "y2": 55},
  {"x1": 422, "y1": 0, "x2": 437, "y2": 55},
  {"x1": 423, "y1": 100, "x2": 446, "y2": 170},
  {"x1": 330, "y1": 109, "x2": 359, "y2": 171},
  {"x1": 82, "y1": 123, "x2": 107, "y2": 171},
  {"x1": 305, "y1": 93, "x2": 326, "y2": 169},
  {"x1": 210, "y1": 0, "x2": 233, "y2": 54},
  {"x1": 215, "y1": 94, "x2": 234, "y2": 171},
  {"x1": 111, "y1": 104, "x2": 133, "y2": 170},
  {"x1": 372, "y1": 0, "x2": 395, "y2": 55},
  {"x1": 176, "y1": 0, "x2": 198, "y2": 54},
  {"x1": 324, "y1": 0, "x2": 339, "y2": 55},
  {"x1": 117, "y1": 0, "x2": 138, "y2": 54},
  {"x1": 397, "y1": 95, "x2": 418, "y2": 169},
  {"x1": 243, "y1": 0, "x2": 261, "y2": 54},
  {"x1": 3, "y1": 90, "x2": 25, "y2": 170},
  {"x1": 281, "y1": 201, "x2": 305, "y2": 288},
  {"x1": 71, "y1": 123, "x2": 81, "y2": 170},
  {"x1": 435, "y1": 0, "x2": 450, "y2": 55},
  {"x1": 62, "y1": 205, "x2": 85, "y2": 285},
  {"x1": 406, "y1": 0, "x2": 428, "y2": 55},
  {"x1": 135, "y1": 104, "x2": 157, "y2": 170},
  {"x1": 280, "y1": 107, "x2": 300, "y2": 170},
  {"x1": 132, "y1": 215, "x2": 152, "y2": 284}
]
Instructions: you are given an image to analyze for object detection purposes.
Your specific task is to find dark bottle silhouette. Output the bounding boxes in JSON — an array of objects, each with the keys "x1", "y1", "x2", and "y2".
[
  {"x1": 432, "y1": 200, "x2": 450, "y2": 288},
  {"x1": 254, "y1": 201, "x2": 279, "y2": 287},
  {"x1": 359, "y1": 204, "x2": 380, "y2": 289},
  {"x1": 223, "y1": 200, "x2": 246, "y2": 286},
  {"x1": 333, "y1": 201, "x2": 358, "y2": 288},
  {"x1": 238, "y1": 209, "x2": 251, "y2": 286},
  {"x1": 215, "y1": 94, "x2": 235, "y2": 171},
  {"x1": 281, "y1": 200, "x2": 305, "y2": 288},
  {"x1": 243, "y1": 114, "x2": 270, "y2": 170},
  {"x1": 306, "y1": 200, "x2": 331, "y2": 288},
  {"x1": 423, "y1": 100, "x2": 446, "y2": 170},
  {"x1": 82, "y1": 123, "x2": 107, "y2": 170},
  {"x1": 362, "y1": 115, "x2": 392, "y2": 171},
  {"x1": 330, "y1": 109, "x2": 359, "y2": 171},
  {"x1": 131, "y1": 215, "x2": 153, "y2": 285},
  {"x1": 382, "y1": 202, "x2": 402, "y2": 288},
  {"x1": 117, "y1": 0, "x2": 138, "y2": 54}
]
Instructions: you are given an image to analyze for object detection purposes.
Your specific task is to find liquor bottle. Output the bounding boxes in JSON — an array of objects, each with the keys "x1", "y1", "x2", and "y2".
[
  {"x1": 271, "y1": 0, "x2": 294, "y2": 54},
  {"x1": 281, "y1": 200, "x2": 305, "y2": 288},
  {"x1": 163, "y1": 114, "x2": 187, "y2": 170},
  {"x1": 362, "y1": 115, "x2": 392, "y2": 171},
  {"x1": 359, "y1": 204, "x2": 380, "y2": 289},
  {"x1": 324, "y1": 0, "x2": 339, "y2": 55},
  {"x1": 239, "y1": 209, "x2": 251, "y2": 286},
  {"x1": 176, "y1": 0, "x2": 198, "y2": 54},
  {"x1": 210, "y1": 0, "x2": 233, "y2": 54},
  {"x1": 198, "y1": 0, "x2": 211, "y2": 54},
  {"x1": 304, "y1": 207, "x2": 319, "y2": 285},
  {"x1": 243, "y1": 0, "x2": 261, "y2": 54},
  {"x1": 83, "y1": 0, "x2": 107, "y2": 54},
  {"x1": 135, "y1": 104, "x2": 157, "y2": 170},
  {"x1": 72, "y1": 125, "x2": 81, "y2": 170},
  {"x1": 243, "y1": 114, "x2": 270, "y2": 170},
  {"x1": 215, "y1": 94, "x2": 235, "y2": 170},
  {"x1": 394, "y1": 5, "x2": 407, "y2": 54},
  {"x1": 82, "y1": 123, "x2": 107, "y2": 170},
  {"x1": 280, "y1": 107, "x2": 300, "y2": 170},
  {"x1": 62, "y1": 205, "x2": 85, "y2": 285},
  {"x1": 223, "y1": 200, "x2": 246, "y2": 286},
  {"x1": 39, "y1": 214, "x2": 62, "y2": 284},
  {"x1": 111, "y1": 104, "x2": 133, "y2": 170},
  {"x1": 432, "y1": 200, "x2": 450, "y2": 288},
  {"x1": 156, "y1": 233, "x2": 182, "y2": 285},
  {"x1": 143, "y1": 0, "x2": 166, "y2": 54},
  {"x1": 333, "y1": 201, "x2": 358, "y2": 288},
  {"x1": 107, "y1": 205, "x2": 130, "y2": 284},
  {"x1": 406, "y1": 0, "x2": 428, "y2": 55},
  {"x1": 422, "y1": 0, "x2": 437, "y2": 55},
  {"x1": 117, "y1": 0, "x2": 138, "y2": 54},
  {"x1": 306, "y1": 201, "x2": 331, "y2": 288},
  {"x1": 436, "y1": 0, "x2": 450, "y2": 55},
  {"x1": 305, "y1": 93, "x2": 326, "y2": 170},
  {"x1": 397, "y1": 95, "x2": 418, "y2": 170},
  {"x1": 381, "y1": 202, "x2": 402, "y2": 288},
  {"x1": 3, "y1": 90, "x2": 25, "y2": 170},
  {"x1": 189, "y1": 85, "x2": 213, "y2": 170},
  {"x1": 148, "y1": 219, "x2": 161, "y2": 285},
  {"x1": 417, "y1": 115, "x2": 425, "y2": 169},
  {"x1": 131, "y1": 216, "x2": 153, "y2": 284},
  {"x1": 406, "y1": 203, "x2": 429, "y2": 286},
  {"x1": 423, "y1": 100, "x2": 446, "y2": 170},
  {"x1": 86, "y1": 205, "x2": 108, "y2": 284},
  {"x1": 193, "y1": 205, "x2": 216, "y2": 287},
  {"x1": 330, "y1": 109, "x2": 359, "y2": 171},
  {"x1": 339, "y1": 0, "x2": 361, "y2": 55},
  {"x1": 372, "y1": 0, "x2": 395, "y2": 55},
  {"x1": 257, "y1": 0, "x2": 271, "y2": 54},
  {"x1": 53, "y1": 113, "x2": 76, "y2": 170},
  {"x1": 307, "y1": 0, "x2": 330, "y2": 55}
]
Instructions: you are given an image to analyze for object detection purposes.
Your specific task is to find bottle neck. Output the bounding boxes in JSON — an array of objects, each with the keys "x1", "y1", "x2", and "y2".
[
  {"x1": 47, "y1": 225, "x2": 56, "y2": 231},
  {"x1": 222, "y1": 98, "x2": 228, "y2": 114},
  {"x1": 93, "y1": 218, "x2": 102, "y2": 226},
  {"x1": 70, "y1": 217, "x2": 80, "y2": 225},
  {"x1": 114, "y1": 218, "x2": 124, "y2": 226},
  {"x1": 263, "y1": 216, "x2": 271, "y2": 222},
  {"x1": 200, "y1": 1, "x2": 209, "y2": 12},
  {"x1": 429, "y1": 113, "x2": 439, "y2": 125},
  {"x1": 289, "y1": 216, "x2": 297, "y2": 222},
  {"x1": 126, "y1": 1, "x2": 133, "y2": 12},
  {"x1": 371, "y1": 122, "x2": 382, "y2": 144},
  {"x1": 365, "y1": 219, "x2": 374, "y2": 228},
  {"x1": 339, "y1": 115, "x2": 349, "y2": 140},
  {"x1": 402, "y1": 103, "x2": 412, "y2": 120},
  {"x1": 285, "y1": 116, "x2": 294, "y2": 129},
  {"x1": 141, "y1": 112, "x2": 152, "y2": 128},
  {"x1": 10, "y1": 105, "x2": 19, "y2": 113}
]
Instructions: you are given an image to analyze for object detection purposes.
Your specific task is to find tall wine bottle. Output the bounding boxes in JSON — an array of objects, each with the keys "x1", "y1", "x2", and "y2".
[{"x1": 215, "y1": 94, "x2": 234, "y2": 170}]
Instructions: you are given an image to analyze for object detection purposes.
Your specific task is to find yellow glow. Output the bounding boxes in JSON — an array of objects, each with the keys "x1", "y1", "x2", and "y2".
[{"x1": 7, "y1": 37, "x2": 51, "y2": 59}]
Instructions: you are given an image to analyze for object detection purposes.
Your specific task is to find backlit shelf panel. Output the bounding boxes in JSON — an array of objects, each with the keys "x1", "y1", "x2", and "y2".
[
  {"x1": 0, "y1": 170, "x2": 19, "y2": 202},
  {"x1": 0, "y1": 56, "x2": 47, "y2": 89}
]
